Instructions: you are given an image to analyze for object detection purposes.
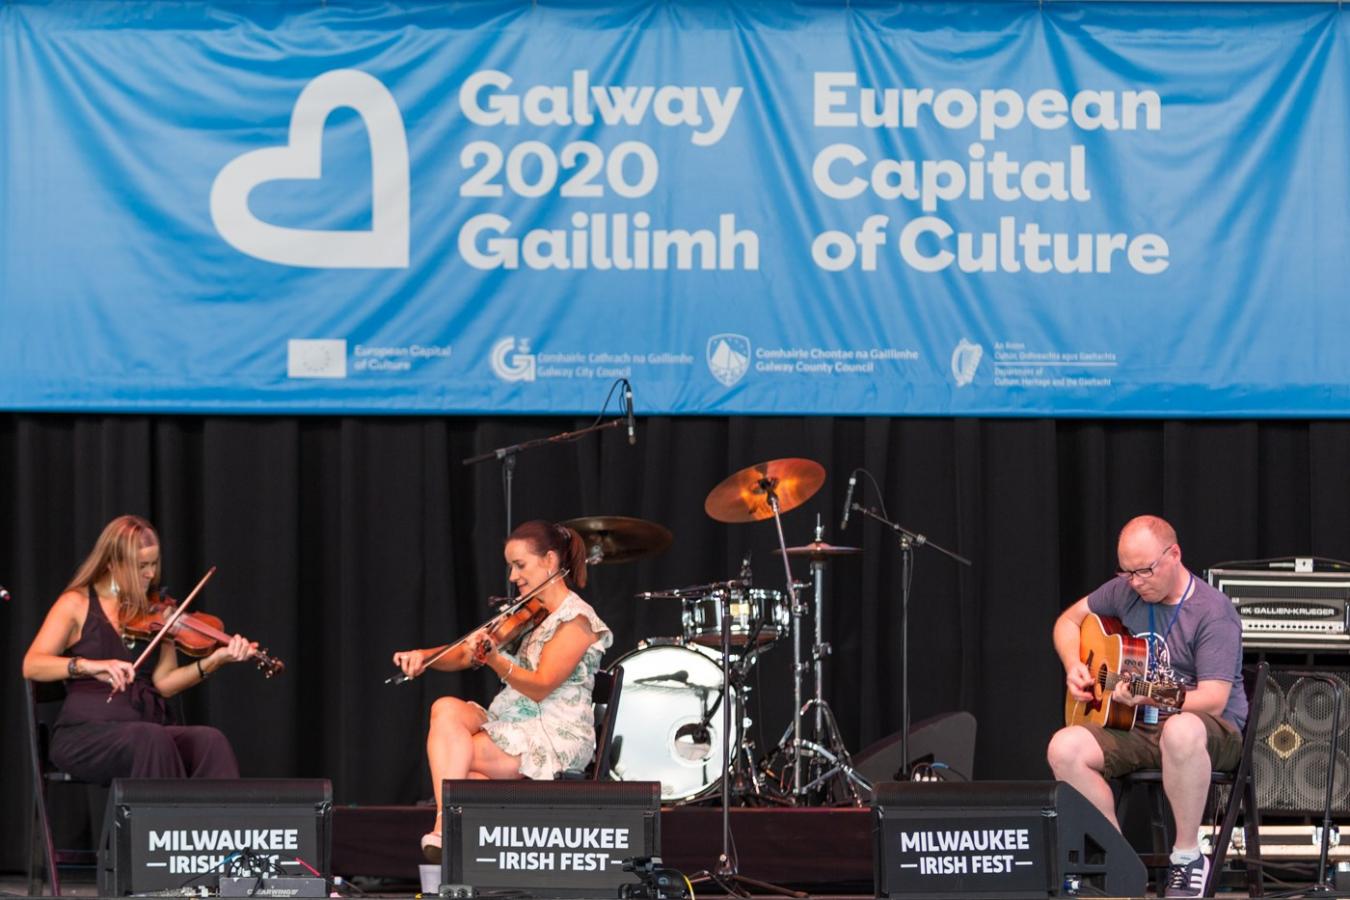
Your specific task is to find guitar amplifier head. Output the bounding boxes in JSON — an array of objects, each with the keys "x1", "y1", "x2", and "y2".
[{"x1": 1207, "y1": 567, "x2": 1350, "y2": 650}]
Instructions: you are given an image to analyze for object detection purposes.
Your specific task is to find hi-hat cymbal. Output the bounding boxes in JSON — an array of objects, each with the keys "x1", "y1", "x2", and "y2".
[
  {"x1": 779, "y1": 540, "x2": 863, "y2": 560},
  {"x1": 704, "y1": 458, "x2": 826, "y2": 523},
  {"x1": 561, "y1": 516, "x2": 673, "y2": 564}
]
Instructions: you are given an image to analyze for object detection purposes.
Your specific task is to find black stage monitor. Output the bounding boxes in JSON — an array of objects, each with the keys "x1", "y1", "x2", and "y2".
[
  {"x1": 99, "y1": 778, "x2": 332, "y2": 896},
  {"x1": 873, "y1": 781, "x2": 1145, "y2": 899},
  {"x1": 442, "y1": 779, "x2": 660, "y2": 898}
]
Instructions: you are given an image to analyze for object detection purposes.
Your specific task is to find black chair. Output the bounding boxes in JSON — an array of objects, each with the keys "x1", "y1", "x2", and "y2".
[
  {"x1": 24, "y1": 679, "x2": 101, "y2": 897},
  {"x1": 1115, "y1": 661, "x2": 1267, "y2": 898},
  {"x1": 590, "y1": 665, "x2": 624, "y2": 781},
  {"x1": 555, "y1": 664, "x2": 624, "y2": 781}
]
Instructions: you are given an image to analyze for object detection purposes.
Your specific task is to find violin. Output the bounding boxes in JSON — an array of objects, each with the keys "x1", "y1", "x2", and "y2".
[
  {"x1": 123, "y1": 589, "x2": 285, "y2": 678},
  {"x1": 471, "y1": 593, "x2": 548, "y2": 667},
  {"x1": 387, "y1": 568, "x2": 568, "y2": 684}
]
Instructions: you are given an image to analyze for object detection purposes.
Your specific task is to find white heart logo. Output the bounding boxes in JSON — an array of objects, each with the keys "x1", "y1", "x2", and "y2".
[{"x1": 210, "y1": 69, "x2": 409, "y2": 269}]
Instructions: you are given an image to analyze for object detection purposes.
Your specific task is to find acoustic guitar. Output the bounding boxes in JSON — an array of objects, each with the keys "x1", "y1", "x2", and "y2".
[{"x1": 1064, "y1": 613, "x2": 1186, "y2": 730}]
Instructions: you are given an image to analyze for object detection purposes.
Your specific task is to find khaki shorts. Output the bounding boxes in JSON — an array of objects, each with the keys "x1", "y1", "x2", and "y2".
[{"x1": 1081, "y1": 712, "x2": 1243, "y2": 779}]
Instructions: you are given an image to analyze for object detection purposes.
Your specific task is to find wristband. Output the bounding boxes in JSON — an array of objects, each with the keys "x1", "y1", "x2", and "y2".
[
  {"x1": 67, "y1": 657, "x2": 82, "y2": 679},
  {"x1": 196, "y1": 658, "x2": 210, "y2": 680},
  {"x1": 502, "y1": 660, "x2": 515, "y2": 682}
]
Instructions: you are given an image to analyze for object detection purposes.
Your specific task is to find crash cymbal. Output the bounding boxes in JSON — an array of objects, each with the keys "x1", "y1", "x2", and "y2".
[
  {"x1": 561, "y1": 516, "x2": 673, "y2": 564},
  {"x1": 780, "y1": 540, "x2": 863, "y2": 559},
  {"x1": 704, "y1": 458, "x2": 826, "y2": 523}
]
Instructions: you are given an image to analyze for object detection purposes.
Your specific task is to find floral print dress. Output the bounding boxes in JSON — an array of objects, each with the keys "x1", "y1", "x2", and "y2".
[{"x1": 479, "y1": 592, "x2": 613, "y2": 779}]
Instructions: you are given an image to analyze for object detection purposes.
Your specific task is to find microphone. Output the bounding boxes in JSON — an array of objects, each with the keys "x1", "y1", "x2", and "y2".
[
  {"x1": 635, "y1": 670, "x2": 688, "y2": 685},
  {"x1": 624, "y1": 381, "x2": 636, "y2": 446},
  {"x1": 840, "y1": 470, "x2": 858, "y2": 531},
  {"x1": 678, "y1": 721, "x2": 713, "y2": 745}
]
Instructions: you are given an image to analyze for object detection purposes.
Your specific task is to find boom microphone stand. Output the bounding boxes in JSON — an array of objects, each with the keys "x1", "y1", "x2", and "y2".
[
  {"x1": 845, "y1": 495, "x2": 972, "y2": 783},
  {"x1": 462, "y1": 378, "x2": 634, "y2": 591}
]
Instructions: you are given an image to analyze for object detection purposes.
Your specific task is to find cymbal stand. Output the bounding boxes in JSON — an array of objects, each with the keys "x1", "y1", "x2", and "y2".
[
  {"x1": 766, "y1": 518, "x2": 869, "y2": 804},
  {"x1": 759, "y1": 478, "x2": 807, "y2": 801},
  {"x1": 792, "y1": 519, "x2": 870, "y2": 805},
  {"x1": 848, "y1": 501, "x2": 972, "y2": 781}
]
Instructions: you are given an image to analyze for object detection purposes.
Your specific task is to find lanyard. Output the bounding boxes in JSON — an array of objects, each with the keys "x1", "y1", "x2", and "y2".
[{"x1": 1146, "y1": 572, "x2": 1193, "y2": 676}]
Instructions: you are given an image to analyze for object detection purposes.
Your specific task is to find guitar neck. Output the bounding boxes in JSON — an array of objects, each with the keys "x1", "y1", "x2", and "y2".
[{"x1": 1102, "y1": 671, "x2": 1163, "y2": 699}]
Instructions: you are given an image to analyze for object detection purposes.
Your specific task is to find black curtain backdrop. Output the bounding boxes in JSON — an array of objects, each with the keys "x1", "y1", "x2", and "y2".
[{"x1": 4, "y1": 412, "x2": 1350, "y2": 872}]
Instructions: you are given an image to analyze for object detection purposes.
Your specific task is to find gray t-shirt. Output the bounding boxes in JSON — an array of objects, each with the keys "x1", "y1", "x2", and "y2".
[{"x1": 1086, "y1": 570, "x2": 1247, "y2": 730}]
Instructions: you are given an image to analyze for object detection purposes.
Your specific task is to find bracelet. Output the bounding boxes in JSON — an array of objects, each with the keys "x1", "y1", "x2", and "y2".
[
  {"x1": 501, "y1": 661, "x2": 515, "y2": 682},
  {"x1": 196, "y1": 658, "x2": 210, "y2": 680},
  {"x1": 67, "y1": 657, "x2": 82, "y2": 679}
]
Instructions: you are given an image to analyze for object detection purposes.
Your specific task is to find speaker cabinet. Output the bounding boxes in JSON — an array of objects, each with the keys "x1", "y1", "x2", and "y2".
[
  {"x1": 442, "y1": 779, "x2": 660, "y2": 898},
  {"x1": 1252, "y1": 667, "x2": 1350, "y2": 814},
  {"x1": 99, "y1": 778, "x2": 332, "y2": 896},
  {"x1": 873, "y1": 781, "x2": 1145, "y2": 899},
  {"x1": 855, "y1": 711, "x2": 977, "y2": 784}
]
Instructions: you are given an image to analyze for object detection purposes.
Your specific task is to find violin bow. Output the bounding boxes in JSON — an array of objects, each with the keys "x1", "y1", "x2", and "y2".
[
  {"x1": 387, "y1": 568, "x2": 568, "y2": 685},
  {"x1": 108, "y1": 566, "x2": 217, "y2": 701}
]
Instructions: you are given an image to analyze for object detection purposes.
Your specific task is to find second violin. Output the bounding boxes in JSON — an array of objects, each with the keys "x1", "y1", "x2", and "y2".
[{"x1": 124, "y1": 589, "x2": 285, "y2": 678}]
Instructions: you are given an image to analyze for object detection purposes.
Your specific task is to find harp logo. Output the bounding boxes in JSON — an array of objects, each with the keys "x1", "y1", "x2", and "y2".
[{"x1": 950, "y1": 338, "x2": 983, "y2": 387}]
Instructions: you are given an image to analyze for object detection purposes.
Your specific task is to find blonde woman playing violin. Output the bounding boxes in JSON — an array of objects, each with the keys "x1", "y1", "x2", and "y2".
[
  {"x1": 392, "y1": 520, "x2": 612, "y2": 861},
  {"x1": 22, "y1": 515, "x2": 255, "y2": 784}
]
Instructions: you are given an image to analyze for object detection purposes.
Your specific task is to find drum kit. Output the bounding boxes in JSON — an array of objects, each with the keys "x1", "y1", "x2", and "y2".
[{"x1": 564, "y1": 458, "x2": 873, "y2": 808}]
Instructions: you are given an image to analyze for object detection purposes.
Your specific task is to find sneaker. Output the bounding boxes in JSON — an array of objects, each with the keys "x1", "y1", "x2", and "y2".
[
  {"x1": 1163, "y1": 854, "x2": 1210, "y2": 898},
  {"x1": 421, "y1": 831, "x2": 442, "y2": 864}
]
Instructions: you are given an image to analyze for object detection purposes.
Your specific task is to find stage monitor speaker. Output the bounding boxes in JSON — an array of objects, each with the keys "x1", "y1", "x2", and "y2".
[
  {"x1": 872, "y1": 781, "x2": 1145, "y2": 899},
  {"x1": 98, "y1": 778, "x2": 332, "y2": 897},
  {"x1": 1251, "y1": 666, "x2": 1350, "y2": 814},
  {"x1": 855, "y1": 711, "x2": 977, "y2": 784},
  {"x1": 442, "y1": 779, "x2": 660, "y2": 898}
]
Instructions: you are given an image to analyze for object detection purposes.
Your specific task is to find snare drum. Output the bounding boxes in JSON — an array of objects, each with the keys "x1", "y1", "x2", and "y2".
[
  {"x1": 607, "y1": 643, "x2": 740, "y2": 801},
  {"x1": 681, "y1": 587, "x2": 788, "y2": 648}
]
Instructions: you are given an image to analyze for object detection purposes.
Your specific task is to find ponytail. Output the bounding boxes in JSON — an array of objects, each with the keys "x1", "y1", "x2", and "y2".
[{"x1": 507, "y1": 520, "x2": 588, "y2": 590}]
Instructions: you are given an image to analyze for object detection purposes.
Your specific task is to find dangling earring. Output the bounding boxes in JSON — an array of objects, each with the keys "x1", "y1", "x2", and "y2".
[{"x1": 108, "y1": 576, "x2": 120, "y2": 597}]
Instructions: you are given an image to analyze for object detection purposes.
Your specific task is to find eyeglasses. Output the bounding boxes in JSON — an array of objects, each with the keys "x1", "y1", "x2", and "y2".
[{"x1": 1116, "y1": 544, "x2": 1175, "y2": 580}]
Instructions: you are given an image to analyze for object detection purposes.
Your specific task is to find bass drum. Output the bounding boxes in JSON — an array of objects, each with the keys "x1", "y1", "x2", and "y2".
[{"x1": 608, "y1": 642, "x2": 741, "y2": 802}]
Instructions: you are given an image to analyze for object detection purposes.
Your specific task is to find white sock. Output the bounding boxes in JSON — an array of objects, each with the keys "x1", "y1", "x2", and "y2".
[{"x1": 1170, "y1": 847, "x2": 1201, "y2": 865}]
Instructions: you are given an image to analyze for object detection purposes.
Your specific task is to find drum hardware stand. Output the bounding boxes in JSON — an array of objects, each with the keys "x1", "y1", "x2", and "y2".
[{"x1": 846, "y1": 497, "x2": 972, "y2": 781}]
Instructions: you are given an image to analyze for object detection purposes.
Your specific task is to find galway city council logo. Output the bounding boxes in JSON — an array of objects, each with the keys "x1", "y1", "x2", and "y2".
[{"x1": 491, "y1": 337, "x2": 536, "y2": 382}]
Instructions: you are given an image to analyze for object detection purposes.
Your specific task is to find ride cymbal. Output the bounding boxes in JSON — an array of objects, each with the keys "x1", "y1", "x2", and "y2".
[
  {"x1": 561, "y1": 516, "x2": 673, "y2": 564},
  {"x1": 704, "y1": 458, "x2": 825, "y2": 523},
  {"x1": 779, "y1": 540, "x2": 863, "y2": 560}
]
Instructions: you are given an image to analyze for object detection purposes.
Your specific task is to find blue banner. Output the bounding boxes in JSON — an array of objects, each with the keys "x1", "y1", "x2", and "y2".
[{"x1": 3, "y1": 1, "x2": 1349, "y2": 415}]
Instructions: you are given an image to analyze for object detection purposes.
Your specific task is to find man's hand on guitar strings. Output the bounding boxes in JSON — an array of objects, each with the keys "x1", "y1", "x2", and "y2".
[{"x1": 1066, "y1": 661, "x2": 1095, "y2": 702}]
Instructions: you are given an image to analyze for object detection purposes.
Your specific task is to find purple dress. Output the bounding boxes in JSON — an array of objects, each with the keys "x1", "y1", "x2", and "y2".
[{"x1": 49, "y1": 587, "x2": 240, "y2": 785}]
